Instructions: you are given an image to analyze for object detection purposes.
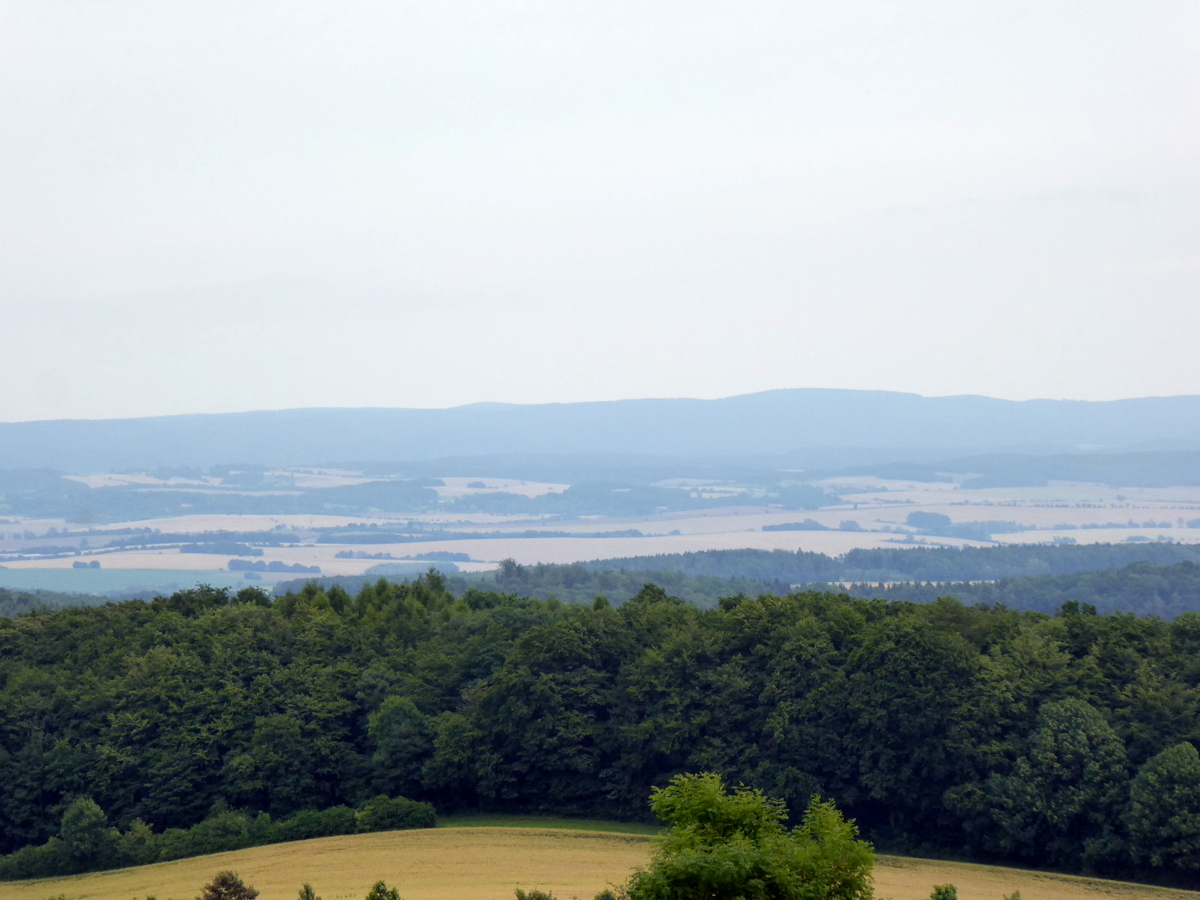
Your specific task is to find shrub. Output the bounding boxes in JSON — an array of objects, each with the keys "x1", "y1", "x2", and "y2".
[
  {"x1": 930, "y1": 887, "x2": 957, "y2": 900},
  {"x1": 515, "y1": 890, "x2": 557, "y2": 900},
  {"x1": 356, "y1": 795, "x2": 436, "y2": 832},
  {"x1": 178, "y1": 809, "x2": 255, "y2": 857},
  {"x1": 364, "y1": 881, "x2": 402, "y2": 900},
  {"x1": 198, "y1": 871, "x2": 259, "y2": 900},
  {"x1": 298, "y1": 885, "x2": 322, "y2": 900},
  {"x1": 275, "y1": 806, "x2": 358, "y2": 843}
]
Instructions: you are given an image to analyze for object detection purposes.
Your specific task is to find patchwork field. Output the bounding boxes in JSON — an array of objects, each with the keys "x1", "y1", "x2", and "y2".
[
  {"x1": 6, "y1": 826, "x2": 1200, "y2": 900},
  {"x1": 6, "y1": 478, "x2": 1200, "y2": 596}
]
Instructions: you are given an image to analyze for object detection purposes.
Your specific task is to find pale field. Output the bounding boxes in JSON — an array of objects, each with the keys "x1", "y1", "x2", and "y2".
[
  {"x1": 433, "y1": 478, "x2": 570, "y2": 499},
  {"x1": 267, "y1": 471, "x2": 378, "y2": 489},
  {"x1": 63, "y1": 474, "x2": 219, "y2": 489},
  {"x1": 6, "y1": 482, "x2": 1200, "y2": 578},
  {"x1": 1, "y1": 527, "x2": 913, "y2": 574},
  {"x1": 6, "y1": 828, "x2": 1199, "y2": 900},
  {"x1": 81, "y1": 513, "x2": 544, "y2": 533}
]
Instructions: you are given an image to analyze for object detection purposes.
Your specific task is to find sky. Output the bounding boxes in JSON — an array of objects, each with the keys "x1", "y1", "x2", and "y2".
[{"x1": 2, "y1": 1, "x2": 1199, "y2": 421}]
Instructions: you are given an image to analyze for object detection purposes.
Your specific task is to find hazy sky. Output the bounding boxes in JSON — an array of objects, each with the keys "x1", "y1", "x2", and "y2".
[{"x1": 3, "y1": 2, "x2": 1199, "y2": 421}]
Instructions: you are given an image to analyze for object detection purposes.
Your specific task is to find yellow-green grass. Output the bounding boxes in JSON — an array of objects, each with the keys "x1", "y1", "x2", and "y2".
[
  {"x1": 436, "y1": 814, "x2": 659, "y2": 836},
  {"x1": 6, "y1": 825, "x2": 1200, "y2": 900}
]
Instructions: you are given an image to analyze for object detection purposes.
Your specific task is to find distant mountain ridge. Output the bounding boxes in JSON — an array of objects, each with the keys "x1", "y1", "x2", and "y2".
[{"x1": 4, "y1": 389, "x2": 1200, "y2": 471}]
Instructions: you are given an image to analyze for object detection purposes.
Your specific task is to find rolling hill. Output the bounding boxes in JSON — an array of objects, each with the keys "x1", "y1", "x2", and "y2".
[{"x1": 3, "y1": 389, "x2": 1200, "y2": 470}]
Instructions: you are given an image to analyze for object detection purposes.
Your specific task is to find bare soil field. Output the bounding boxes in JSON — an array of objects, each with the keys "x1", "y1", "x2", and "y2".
[{"x1": 6, "y1": 827, "x2": 1199, "y2": 900}]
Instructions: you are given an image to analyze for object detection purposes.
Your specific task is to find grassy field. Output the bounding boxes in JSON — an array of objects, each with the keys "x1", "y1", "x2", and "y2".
[
  {"x1": 436, "y1": 814, "x2": 659, "y2": 836},
  {"x1": 6, "y1": 824, "x2": 1200, "y2": 900}
]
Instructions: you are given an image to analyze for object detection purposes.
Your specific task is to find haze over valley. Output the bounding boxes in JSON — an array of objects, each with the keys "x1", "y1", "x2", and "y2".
[{"x1": 4, "y1": 389, "x2": 1200, "y2": 599}]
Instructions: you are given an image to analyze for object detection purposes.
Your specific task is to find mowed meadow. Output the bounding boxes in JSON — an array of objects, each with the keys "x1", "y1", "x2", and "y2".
[{"x1": 8, "y1": 826, "x2": 1200, "y2": 900}]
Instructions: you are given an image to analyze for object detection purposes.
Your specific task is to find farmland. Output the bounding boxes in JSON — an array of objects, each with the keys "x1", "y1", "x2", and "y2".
[{"x1": 5, "y1": 477, "x2": 1200, "y2": 598}]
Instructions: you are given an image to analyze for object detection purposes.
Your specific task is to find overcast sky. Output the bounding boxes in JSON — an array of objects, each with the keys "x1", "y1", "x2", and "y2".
[{"x1": 2, "y1": 2, "x2": 1198, "y2": 421}]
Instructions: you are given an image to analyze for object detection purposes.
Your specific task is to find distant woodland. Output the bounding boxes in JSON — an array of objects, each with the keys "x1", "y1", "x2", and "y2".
[
  {"x1": 582, "y1": 541, "x2": 1200, "y2": 585},
  {"x1": 12, "y1": 542, "x2": 1200, "y2": 620},
  {"x1": 6, "y1": 577, "x2": 1200, "y2": 885},
  {"x1": 840, "y1": 560, "x2": 1200, "y2": 618}
]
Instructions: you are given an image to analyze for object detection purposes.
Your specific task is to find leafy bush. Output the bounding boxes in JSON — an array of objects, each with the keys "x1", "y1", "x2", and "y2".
[
  {"x1": 929, "y1": 887, "x2": 957, "y2": 900},
  {"x1": 356, "y1": 795, "x2": 436, "y2": 832},
  {"x1": 364, "y1": 882, "x2": 402, "y2": 900},
  {"x1": 198, "y1": 871, "x2": 259, "y2": 900},
  {"x1": 275, "y1": 806, "x2": 358, "y2": 843}
]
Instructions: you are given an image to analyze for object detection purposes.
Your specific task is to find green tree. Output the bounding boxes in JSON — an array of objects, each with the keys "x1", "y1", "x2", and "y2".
[
  {"x1": 1128, "y1": 742, "x2": 1200, "y2": 871},
  {"x1": 623, "y1": 772, "x2": 874, "y2": 900},
  {"x1": 369, "y1": 696, "x2": 433, "y2": 797},
  {"x1": 59, "y1": 797, "x2": 118, "y2": 872},
  {"x1": 960, "y1": 699, "x2": 1129, "y2": 869}
]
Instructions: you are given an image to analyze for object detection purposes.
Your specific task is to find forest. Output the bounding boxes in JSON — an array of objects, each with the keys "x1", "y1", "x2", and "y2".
[{"x1": 4, "y1": 576, "x2": 1200, "y2": 886}]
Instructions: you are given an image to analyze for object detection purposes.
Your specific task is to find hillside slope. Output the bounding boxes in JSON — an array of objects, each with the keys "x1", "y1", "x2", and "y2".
[{"x1": 7, "y1": 826, "x2": 1199, "y2": 900}]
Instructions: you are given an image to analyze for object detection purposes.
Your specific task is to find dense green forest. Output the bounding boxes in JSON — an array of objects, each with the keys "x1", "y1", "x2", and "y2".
[
  {"x1": 5, "y1": 577, "x2": 1200, "y2": 885},
  {"x1": 836, "y1": 560, "x2": 1200, "y2": 618}
]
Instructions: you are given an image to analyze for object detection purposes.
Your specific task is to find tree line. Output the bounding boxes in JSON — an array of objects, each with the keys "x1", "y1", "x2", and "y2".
[
  {"x1": 4, "y1": 576, "x2": 1200, "y2": 884},
  {"x1": 581, "y1": 542, "x2": 1200, "y2": 584},
  {"x1": 283, "y1": 554, "x2": 1200, "y2": 620},
  {"x1": 839, "y1": 560, "x2": 1200, "y2": 618},
  {"x1": 0, "y1": 587, "x2": 100, "y2": 619}
]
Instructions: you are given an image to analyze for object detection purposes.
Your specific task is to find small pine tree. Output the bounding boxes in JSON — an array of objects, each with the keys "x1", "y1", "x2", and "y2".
[
  {"x1": 298, "y1": 885, "x2": 322, "y2": 900},
  {"x1": 198, "y1": 871, "x2": 259, "y2": 900}
]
